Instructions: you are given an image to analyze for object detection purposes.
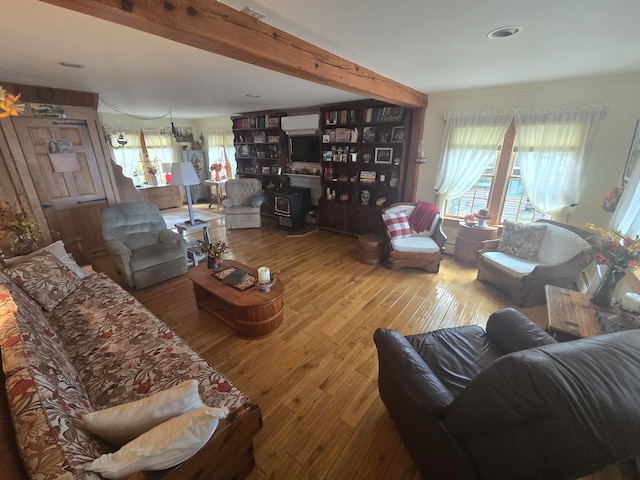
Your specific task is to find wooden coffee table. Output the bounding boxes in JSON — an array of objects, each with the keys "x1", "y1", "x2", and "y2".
[
  {"x1": 188, "y1": 260, "x2": 284, "y2": 339},
  {"x1": 544, "y1": 285, "x2": 606, "y2": 341}
]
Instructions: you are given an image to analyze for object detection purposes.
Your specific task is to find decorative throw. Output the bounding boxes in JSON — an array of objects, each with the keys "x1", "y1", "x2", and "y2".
[{"x1": 408, "y1": 202, "x2": 439, "y2": 233}]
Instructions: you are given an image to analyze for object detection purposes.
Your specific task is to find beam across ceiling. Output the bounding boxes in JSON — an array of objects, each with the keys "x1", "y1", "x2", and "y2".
[{"x1": 39, "y1": 0, "x2": 428, "y2": 109}]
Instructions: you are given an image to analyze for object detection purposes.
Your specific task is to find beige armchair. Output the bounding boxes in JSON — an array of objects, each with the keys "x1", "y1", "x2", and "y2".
[
  {"x1": 102, "y1": 201, "x2": 187, "y2": 289},
  {"x1": 222, "y1": 179, "x2": 264, "y2": 229},
  {"x1": 477, "y1": 219, "x2": 591, "y2": 307},
  {"x1": 382, "y1": 203, "x2": 447, "y2": 273}
]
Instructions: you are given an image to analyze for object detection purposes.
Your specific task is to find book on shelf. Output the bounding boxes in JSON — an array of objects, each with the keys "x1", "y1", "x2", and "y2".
[{"x1": 363, "y1": 107, "x2": 406, "y2": 123}]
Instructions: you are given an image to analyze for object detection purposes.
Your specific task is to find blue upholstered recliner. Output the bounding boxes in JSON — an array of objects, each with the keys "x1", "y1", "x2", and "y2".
[{"x1": 102, "y1": 201, "x2": 187, "y2": 289}]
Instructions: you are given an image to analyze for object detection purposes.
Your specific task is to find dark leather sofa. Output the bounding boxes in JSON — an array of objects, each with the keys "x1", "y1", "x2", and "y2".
[{"x1": 374, "y1": 308, "x2": 640, "y2": 480}]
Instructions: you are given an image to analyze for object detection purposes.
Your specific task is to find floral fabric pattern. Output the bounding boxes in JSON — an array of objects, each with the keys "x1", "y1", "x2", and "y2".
[
  {"x1": 0, "y1": 271, "x2": 76, "y2": 377},
  {"x1": 1, "y1": 268, "x2": 252, "y2": 480},
  {"x1": 45, "y1": 273, "x2": 248, "y2": 412},
  {"x1": 4, "y1": 251, "x2": 83, "y2": 311},
  {"x1": 497, "y1": 221, "x2": 548, "y2": 261},
  {"x1": 5, "y1": 367, "x2": 108, "y2": 480}
]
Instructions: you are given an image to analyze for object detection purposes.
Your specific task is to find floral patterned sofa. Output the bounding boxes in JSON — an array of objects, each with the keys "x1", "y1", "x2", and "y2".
[{"x1": 0, "y1": 255, "x2": 262, "y2": 480}]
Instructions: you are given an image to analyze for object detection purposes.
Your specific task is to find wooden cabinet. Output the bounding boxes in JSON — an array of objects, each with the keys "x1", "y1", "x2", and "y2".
[
  {"x1": 318, "y1": 102, "x2": 412, "y2": 235},
  {"x1": 232, "y1": 112, "x2": 287, "y2": 192},
  {"x1": 137, "y1": 185, "x2": 183, "y2": 210},
  {"x1": 455, "y1": 222, "x2": 498, "y2": 265}
]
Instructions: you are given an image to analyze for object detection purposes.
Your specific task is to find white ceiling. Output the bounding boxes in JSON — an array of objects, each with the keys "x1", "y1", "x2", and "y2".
[{"x1": 3, "y1": 0, "x2": 640, "y2": 119}]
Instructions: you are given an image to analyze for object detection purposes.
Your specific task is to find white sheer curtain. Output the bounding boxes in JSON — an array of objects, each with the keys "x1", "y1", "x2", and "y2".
[
  {"x1": 206, "y1": 130, "x2": 235, "y2": 178},
  {"x1": 434, "y1": 112, "x2": 513, "y2": 209},
  {"x1": 515, "y1": 106, "x2": 606, "y2": 218},
  {"x1": 111, "y1": 130, "x2": 142, "y2": 178},
  {"x1": 610, "y1": 162, "x2": 640, "y2": 237},
  {"x1": 143, "y1": 131, "x2": 177, "y2": 178}
]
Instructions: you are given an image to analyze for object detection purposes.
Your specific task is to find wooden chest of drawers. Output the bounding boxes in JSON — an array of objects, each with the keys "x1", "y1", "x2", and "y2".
[{"x1": 137, "y1": 185, "x2": 183, "y2": 210}]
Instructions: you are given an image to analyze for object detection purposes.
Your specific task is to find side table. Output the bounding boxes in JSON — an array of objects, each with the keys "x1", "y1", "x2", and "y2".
[
  {"x1": 455, "y1": 222, "x2": 498, "y2": 265},
  {"x1": 175, "y1": 220, "x2": 212, "y2": 266},
  {"x1": 204, "y1": 180, "x2": 227, "y2": 209},
  {"x1": 357, "y1": 234, "x2": 384, "y2": 265}
]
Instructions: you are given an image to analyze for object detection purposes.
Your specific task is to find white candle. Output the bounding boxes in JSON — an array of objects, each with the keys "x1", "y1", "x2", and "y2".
[{"x1": 258, "y1": 267, "x2": 270, "y2": 283}]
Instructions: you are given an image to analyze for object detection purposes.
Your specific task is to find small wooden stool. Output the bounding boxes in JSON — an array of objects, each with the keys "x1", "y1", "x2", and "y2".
[{"x1": 358, "y1": 234, "x2": 384, "y2": 265}]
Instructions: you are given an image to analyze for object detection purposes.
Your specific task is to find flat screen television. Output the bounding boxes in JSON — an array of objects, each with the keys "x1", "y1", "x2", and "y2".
[{"x1": 289, "y1": 135, "x2": 321, "y2": 162}]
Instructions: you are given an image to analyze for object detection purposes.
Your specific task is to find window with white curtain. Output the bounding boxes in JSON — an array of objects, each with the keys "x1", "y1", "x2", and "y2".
[
  {"x1": 610, "y1": 161, "x2": 640, "y2": 237},
  {"x1": 143, "y1": 131, "x2": 177, "y2": 180},
  {"x1": 437, "y1": 106, "x2": 606, "y2": 223},
  {"x1": 207, "y1": 130, "x2": 235, "y2": 179},
  {"x1": 110, "y1": 131, "x2": 143, "y2": 179}
]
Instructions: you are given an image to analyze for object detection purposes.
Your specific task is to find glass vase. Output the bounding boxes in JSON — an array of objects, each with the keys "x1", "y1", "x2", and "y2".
[
  {"x1": 11, "y1": 234, "x2": 38, "y2": 256},
  {"x1": 208, "y1": 257, "x2": 221, "y2": 269},
  {"x1": 590, "y1": 269, "x2": 625, "y2": 307}
]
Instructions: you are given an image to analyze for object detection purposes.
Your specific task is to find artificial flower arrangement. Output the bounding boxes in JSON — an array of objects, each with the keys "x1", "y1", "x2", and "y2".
[
  {"x1": 197, "y1": 238, "x2": 228, "y2": 259},
  {"x1": 601, "y1": 186, "x2": 623, "y2": 213},
  {"x1": 474, "y1": 208, "x2": 496, "y2": 221},
  {"x1": 0, "y1": 86, "x2": 25, "y2": 120},
  {"x1": 142, "y1": 154, "x2": 158, "y2": 176},
  {"x1": 585, "y1": 223, "x2": 640, "y2": 273},
  {"x1": 210, "y1": 162, "x2": 226, "y2": 180},
  {"x1": 0, "y1": 201, "x2": 37, "y2": 239},
  {"x1": 463, "y1": 213, "x2": 476, "y2": 225}
]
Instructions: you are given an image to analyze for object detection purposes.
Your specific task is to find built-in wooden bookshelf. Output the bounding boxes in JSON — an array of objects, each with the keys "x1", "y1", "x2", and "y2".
[
  {"x1": 232, "y1": 112, "x2": 287, "y2": 190},
  {"x1": 318, "y1": 101, "x2": 412, "y2": 235}
]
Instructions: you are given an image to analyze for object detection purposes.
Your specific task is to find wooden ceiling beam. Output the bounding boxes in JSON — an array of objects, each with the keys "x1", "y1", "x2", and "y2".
[{"x1": 39, "y1": 0, "x2": 427, "y2": 108}]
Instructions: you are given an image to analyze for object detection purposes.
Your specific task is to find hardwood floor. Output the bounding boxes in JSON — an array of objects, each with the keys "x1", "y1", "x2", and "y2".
[{"x1": 87, "y1": 205, "x2": 634, "y2": 480}]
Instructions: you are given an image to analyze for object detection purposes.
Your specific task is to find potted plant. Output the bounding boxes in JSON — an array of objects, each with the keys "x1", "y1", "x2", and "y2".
[
  {"x1": 0, "y1": 201, "x2": 38, "y2": 256},
  {"x1": 474, "y1": 208, "x2": 495, "y2": 228},
  {"x1": 197, "y1": 238, "x2": 228, "y2": 269},
  {"x1": 585, "y1": 223, "x2": 640, "y2": 306}
]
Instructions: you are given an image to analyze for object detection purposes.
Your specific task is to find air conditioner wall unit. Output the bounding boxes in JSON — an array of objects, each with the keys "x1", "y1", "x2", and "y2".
[{"x1": 281, "y1": 114, "x2": 320, "y2": 136}]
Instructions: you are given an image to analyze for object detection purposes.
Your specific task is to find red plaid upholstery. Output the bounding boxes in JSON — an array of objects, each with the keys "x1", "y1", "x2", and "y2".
[{"x1": 382, "y1": 211, "x2": 413, "y2": 239}]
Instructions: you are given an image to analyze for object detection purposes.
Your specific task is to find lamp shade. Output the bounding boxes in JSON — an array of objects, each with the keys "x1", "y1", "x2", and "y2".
[{"x1": 170, "y1": 162, "x2": 200, "y2": 186}]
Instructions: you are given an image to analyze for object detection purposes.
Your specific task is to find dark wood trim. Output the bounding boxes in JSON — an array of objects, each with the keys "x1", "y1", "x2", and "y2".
[
  {"x1": 1, "y1": 82, "x2": 98, "y2": 109},
  {"x1": 489, "y1": 120, "x2": 516, "y2": 221},
  {"x1": 403, "y1": 106, "x2": 426, "y2": 201},
  {"x1": 39, "y1": 0, "x2": 427, "y2": 108}
]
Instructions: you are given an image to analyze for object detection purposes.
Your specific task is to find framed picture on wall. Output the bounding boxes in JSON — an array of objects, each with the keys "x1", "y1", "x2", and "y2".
[{"x1": 623, "y1": 119, "x2": 640, "y2": 185}]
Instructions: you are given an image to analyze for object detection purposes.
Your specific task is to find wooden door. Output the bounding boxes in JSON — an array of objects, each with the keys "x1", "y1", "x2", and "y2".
[{"x1": 12, "y1": 117, "x2": 108, "y2": 255}]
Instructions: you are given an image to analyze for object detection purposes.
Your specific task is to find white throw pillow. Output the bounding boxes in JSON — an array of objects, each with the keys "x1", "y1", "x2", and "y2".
[
  {"x1": 4, "y1": 240, "x2": 86, "y2": 278},
  {"x1": 79, "y1": 380, "x2": 205, "y2": 446},
  {"x1": 85, "y1": 407, "x2": 228, "y2": 479}
]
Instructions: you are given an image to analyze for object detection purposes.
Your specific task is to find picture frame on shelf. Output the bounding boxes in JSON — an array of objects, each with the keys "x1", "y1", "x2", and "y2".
[
  {"x1": 261, "y1": 166, "x2": 271, "y2": 174},
  {"x1": 270, "y1": 165, "x2": 281, "y2": 175},
  {"x1": 363, "y1": 127, "x2": 376, "y2": 143},
  {"x1": 374, "y1": 147, "x2": 393, "y2": 164},
  {"x1": 391, "y1": 126, "x2": 405, "y2": 143},
  {"x1": 360, "y1": 170, "x2": 376, "y2": 183}
]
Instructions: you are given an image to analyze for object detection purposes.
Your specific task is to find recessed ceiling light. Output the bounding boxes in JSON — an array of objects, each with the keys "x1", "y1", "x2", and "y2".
[
  {"x1": 58, "y1": 62, "x2": 84, "y2": 69},
  {"x1": 487, "y1": 26, "x2": 522, "y2": 39},
  {"x1": 245, "y1": 94, "x2": 260, "y2": 98},
  {"x1": 241, "y1": 7, "x2": 265, "y2": 20}
]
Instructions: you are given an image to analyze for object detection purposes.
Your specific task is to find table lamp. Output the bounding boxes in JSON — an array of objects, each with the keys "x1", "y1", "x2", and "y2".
[{"x1": 170, "y1": 162, "x2": 201, "y2": 226}]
